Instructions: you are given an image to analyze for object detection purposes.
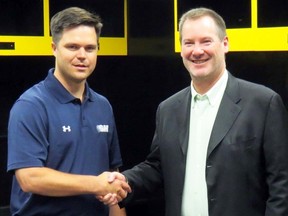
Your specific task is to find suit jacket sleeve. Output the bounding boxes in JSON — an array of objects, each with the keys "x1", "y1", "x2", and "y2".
[{"x1": 264, "y1": 93, "x2": 288, "y2": 215}]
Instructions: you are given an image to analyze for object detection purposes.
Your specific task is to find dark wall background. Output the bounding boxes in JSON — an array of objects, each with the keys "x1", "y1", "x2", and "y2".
[{"x1": 1, "y1": 0, "x2": 288, "y2": 216}]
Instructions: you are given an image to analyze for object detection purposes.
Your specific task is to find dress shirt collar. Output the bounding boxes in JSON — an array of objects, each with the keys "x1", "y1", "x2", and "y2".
[{"x1": 191, "y1": 70, "x2": 228, "y2": 108}]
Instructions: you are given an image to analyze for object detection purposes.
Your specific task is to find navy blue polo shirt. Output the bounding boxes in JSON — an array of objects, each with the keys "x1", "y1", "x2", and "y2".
[{"x1": 7, "y1": 69, "x2": 122, "y2": 215}]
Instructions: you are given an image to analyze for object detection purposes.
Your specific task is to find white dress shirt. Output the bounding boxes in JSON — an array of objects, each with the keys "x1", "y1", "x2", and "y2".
[{"x1": 181, "y1": 71, "x2": 228, "y2": 216}]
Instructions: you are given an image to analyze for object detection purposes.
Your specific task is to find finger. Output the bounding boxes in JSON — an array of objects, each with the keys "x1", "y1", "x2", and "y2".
[
  {"x1": 116, "y1": 194, "x2": 123, "y2": 203},
  {"x1": 98, "y1": 193, "x2": 112, "y2": 203},
  {"x1": 104, "y1": 194, "x2": 118, "y2": 206},
  {"x1": 108, "y1": 194, "x2": 119, "y2": 206},
  {"x1": 116, "y1": 188, "x2": 128, "y2": 200},
  {"x1": 121, "y1": 181, "x2": 132, "y2": 193},
  {"x1": 104, "y1": 193, "x2": 114, "y2": 202},
  {"x1": 96, "y1": 195, "x2": 104, "y2": 202}
]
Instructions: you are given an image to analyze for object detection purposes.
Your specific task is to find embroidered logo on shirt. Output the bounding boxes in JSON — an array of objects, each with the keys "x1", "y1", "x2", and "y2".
[
  {"x1": 62, "y1": 125, "x2": 71, "y2": 132},
  {"x1": 96, "y1": 125, "x2": 109, "y2": 132}
]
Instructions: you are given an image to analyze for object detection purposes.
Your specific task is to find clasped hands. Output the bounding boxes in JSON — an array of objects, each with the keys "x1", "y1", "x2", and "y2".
[{"x1": 96, "y1": 172, "x2": 131, "y2": 206}]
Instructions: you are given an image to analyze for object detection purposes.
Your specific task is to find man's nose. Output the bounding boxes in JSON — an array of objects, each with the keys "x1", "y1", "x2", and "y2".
[
  {"x1": 77, "y1": 47, "x2": 87, "y2": 58},
  {"x1": 192, "y1": 43, "x2": 204, "y2": 55}
]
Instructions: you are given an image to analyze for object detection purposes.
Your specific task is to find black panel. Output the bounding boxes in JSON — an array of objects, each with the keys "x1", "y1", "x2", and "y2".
[
  {"x1": 178, "y1": 0, "x2": 251, "y2": 29},
  {"x1": 0, "y1": 0, "x2": 43, "y2": 36},
  {"x1": 0, "y1": 136, "x2": 12, "y2": 207},
  {"x1": 49, "y1": 0, "x2": 124, "y2": 37},
  {"x1": 0, "y1": 56, "x2": 52, "y2": 137},
  {"x1": 258, "y1": 0, "x2": 288, "y2": 27},
  {"x1": 0, "y1": 42, "x2": 15, "y2": 50},
  {"x1": 129, "y1": 0, "x2": 173, "y2": 37},
  {"x1": 128, "y1": 0, "x2": 175, "y2": 55}
]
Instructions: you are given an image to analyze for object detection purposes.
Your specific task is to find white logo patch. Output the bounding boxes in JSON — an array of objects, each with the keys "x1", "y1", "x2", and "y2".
[
  {"x1": 96, "y1": 125, "x2": 109, "y2": 132},
  {"x1": 62, "y1": 125, "x2": 71, "y2": 132}
]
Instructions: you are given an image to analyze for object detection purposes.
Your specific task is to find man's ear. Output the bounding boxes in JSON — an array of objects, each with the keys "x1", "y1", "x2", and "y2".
[
  {"x1": 223, "y1": 36, "x2": 229, "y2": 54},
  {"x1": 51, "y1": 42, "x2": 57, "y2": 56}
]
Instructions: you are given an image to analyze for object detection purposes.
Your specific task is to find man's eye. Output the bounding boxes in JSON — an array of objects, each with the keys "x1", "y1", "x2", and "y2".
[
  {"x1": 67, "y1": 45, "x2": 78, "y2": 50},
  {"x1": 184, "y1": 41, "x2": 193, "y2": 46},
  {"x1": 203, "y1": 41, "x2": 212, "y2": 46},
  {"x1": 86, "y1": 47, "x2": 96, "y2": 52}
]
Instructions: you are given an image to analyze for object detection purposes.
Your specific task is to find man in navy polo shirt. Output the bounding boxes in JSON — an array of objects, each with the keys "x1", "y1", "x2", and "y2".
[{"x1": 7, "y1": 7, "x2": 130, "y2": 216}]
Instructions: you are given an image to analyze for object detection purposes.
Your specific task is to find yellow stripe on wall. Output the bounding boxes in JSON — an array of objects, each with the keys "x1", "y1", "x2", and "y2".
[
  {"x1": 0, "y1": 0, "x2": 127, "y2": 56},
  {"x1": 174, "y1": 0, "x2": 288, "y2": 52}
]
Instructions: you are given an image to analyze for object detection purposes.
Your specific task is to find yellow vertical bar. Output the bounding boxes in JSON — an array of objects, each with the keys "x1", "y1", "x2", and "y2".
[
  {"x1": 124, "y1": 0, "x2": 127, "y2": 39},
  {"x1": 174, "y1": 0, "x2": 180, "y2": 52},
  {"x1": 43, "y1": 0, "x2": 50, "y2": 37},
  {"x1": 174, "y1": 0, "x2": 178, "y2": 34},
  {"x1": 251, "y1": 0, "x2": 258, "y2": 29}
]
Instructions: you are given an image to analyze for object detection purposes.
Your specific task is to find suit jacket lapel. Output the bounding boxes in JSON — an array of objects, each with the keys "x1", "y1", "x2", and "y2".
[
  {"x1": 207, "y1": 74, "x2": 242, "y2": 157},
  {"x1": 176, "y1": 87, "x2": 192, "y2": 157}
]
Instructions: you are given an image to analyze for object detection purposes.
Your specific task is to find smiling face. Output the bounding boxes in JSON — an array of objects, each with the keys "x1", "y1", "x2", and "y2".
[
  {"x1": 52, "y1": 25, "x2": 98, "y2": 88},
  {"x1": 180, "y1": 16, "x2": 229, "y2": 90}
]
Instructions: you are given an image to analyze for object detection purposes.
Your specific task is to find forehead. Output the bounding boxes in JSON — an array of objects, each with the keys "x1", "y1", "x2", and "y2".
[
  {"x1": 181, "y1": 16, "x2": 218, "y2": 37},
  {"x1": 60, "y1": 25, "x2": 97, "y2": 44}
]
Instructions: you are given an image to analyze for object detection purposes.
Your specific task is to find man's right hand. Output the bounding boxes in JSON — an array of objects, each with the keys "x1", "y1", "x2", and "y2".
[{"x1": 96, "y1": 172, "x2": 131, "y2": 206}]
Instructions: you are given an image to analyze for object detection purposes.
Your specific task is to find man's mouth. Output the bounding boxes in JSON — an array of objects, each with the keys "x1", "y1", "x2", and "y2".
[
  {"x1": 192, "y1": 59, "x2": 208, "y2": 64},
  {"x1": 74, "y1": 64, "x2": 87, "y2": 68}
]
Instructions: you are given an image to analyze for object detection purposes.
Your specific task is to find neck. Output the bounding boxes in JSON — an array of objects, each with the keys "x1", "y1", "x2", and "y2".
[
  {"x1": 193, "y1": 80, "x2": 215, "y2": 95},
  {"x1": 53, "y1": 70, "x2": 86, "y2": 101},
  {"x1": 192, "y1": 70, "x2": 225, "y2": 95}
]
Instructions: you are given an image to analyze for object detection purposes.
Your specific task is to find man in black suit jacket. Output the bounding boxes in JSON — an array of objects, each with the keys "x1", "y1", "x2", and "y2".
[{"x1": 101, "y1": 7, "x2": 288, "y2": 216}]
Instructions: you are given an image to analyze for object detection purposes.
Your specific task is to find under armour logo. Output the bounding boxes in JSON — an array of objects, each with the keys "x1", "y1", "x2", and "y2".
[
  {"x1": 96, "y1": 125, "x2": 109, "y2": 132},
  {"x1": 62, "y1": 125, "x2": 71, "y2": 132}
]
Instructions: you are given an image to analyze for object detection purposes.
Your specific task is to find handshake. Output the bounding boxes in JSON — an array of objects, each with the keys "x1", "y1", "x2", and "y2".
[{"x1": 96, "y1": 171, "x2": 131, "y2": 206}]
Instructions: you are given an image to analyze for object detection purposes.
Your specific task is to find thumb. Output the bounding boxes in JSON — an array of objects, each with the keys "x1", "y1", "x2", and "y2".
[{"x1": 107, "y1": 172, "x2": 116, "y2": 183}]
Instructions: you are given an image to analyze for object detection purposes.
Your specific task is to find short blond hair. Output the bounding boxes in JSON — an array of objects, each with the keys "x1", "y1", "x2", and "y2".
[{"x1": 179, "y1": 7, "x2": 227, "y2": 42}]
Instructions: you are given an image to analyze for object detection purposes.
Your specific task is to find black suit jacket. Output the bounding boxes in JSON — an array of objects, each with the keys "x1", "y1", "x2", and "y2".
[{"x1": 123, "y1": 73, "x2": 288, "y2": 216}]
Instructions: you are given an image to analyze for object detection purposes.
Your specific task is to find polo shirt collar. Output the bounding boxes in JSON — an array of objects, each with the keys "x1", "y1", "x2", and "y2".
[{"x1": 44, "y1": 68, "x2": 95, "y2": 104}]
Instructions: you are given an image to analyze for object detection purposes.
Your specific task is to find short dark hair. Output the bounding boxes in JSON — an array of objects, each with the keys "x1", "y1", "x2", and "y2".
[
  {"x1": 179, "y1": 7, "x2": 227, "y2": 42},
  {"x1": 50, "y1": 7, "x2": 103, "y2": 45}
]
